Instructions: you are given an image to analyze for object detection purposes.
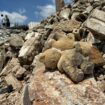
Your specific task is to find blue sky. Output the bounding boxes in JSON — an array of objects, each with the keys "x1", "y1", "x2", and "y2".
[{"x1": 0, "y1": 0, "x2": 72, "y2": 25}]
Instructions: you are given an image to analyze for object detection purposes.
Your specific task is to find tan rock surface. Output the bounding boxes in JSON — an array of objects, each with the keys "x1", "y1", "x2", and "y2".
[{"x1": 29, "y1": 67, "x2": 105, "y2": 105}]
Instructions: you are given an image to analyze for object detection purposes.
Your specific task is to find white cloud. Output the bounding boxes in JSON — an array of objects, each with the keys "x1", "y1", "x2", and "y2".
[
  {"x1": 35, "y1": 4, "x2": 55, "y2": 18},
  {"x1": 0, "y1": 11, "x2": 27, "y2": 24},
  {"x1": 18, "y1": 8, "x2": 26, "y2": 14}
]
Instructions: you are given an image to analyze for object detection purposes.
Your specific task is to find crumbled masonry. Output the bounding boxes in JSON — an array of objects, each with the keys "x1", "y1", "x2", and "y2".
[{"x1": 1, "y1": 0, "x2": 105, "y2": 105}]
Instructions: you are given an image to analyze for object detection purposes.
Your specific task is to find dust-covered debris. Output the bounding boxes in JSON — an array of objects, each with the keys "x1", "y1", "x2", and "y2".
[{"x1": 1, "y1": 0, "x2": 105, "y2": 105}]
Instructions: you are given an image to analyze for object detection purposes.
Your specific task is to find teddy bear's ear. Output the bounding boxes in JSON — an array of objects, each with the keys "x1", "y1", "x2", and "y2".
[{"x1": 39, "y1": 54, "x2": 45, "y2": 63}]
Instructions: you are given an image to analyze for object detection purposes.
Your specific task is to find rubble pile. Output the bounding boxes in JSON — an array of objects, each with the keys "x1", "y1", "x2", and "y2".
[{"x1": 1, "y1": 0, "x2": 105, "y2": 105}]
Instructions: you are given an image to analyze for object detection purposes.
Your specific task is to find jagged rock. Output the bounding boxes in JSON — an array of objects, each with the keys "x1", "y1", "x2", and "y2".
[
  {"x1": 53, "y1": 20, "x2": 81, "y2": 32},
  {"x1": 15, "y1": 67, "x2": 26, "y2": 79},
  {"x1": 49, "y1": 29, "x2": 67, "y2": 40},
  {"x1": 9, "y1": 36, "x2": 24, "y2": 48},
  {"x1": 59, "y1": 8, "x2": 71, "y2": 19},
  {"x1": 25, "y1": 32, "x2": 35, "y2": 40},
  {"x1": 85, "y1": 5, "x2": 93, "y2": 13},
  {"x1": 21, "y1": 85, "x2": 31, "y2": 105},
  {"x1": 71, "y1": 11, "x2": 80, "y2": 20},
  {"x1": 25, "y1": 32, "x2": 39, "y2": 40},
  {"x1": 0, "y1": 49, "x2": 5, "y2": 72},
  {"x1": 29, "y1": 67, "x2": 105, "y2": 105},
  {"x1": 0, "y1": 58, "x2": 26, "y2": 77},
  {"x1": 5, "y1": 73, "x2": 22, "y2": 90},
  {"x1": 0, "y1": 91, "x2": 21, "y2": 105},
  {"x1": 19, "y1": 37, "x2": 40, "y2": 64},
  {"x1": 83, "y1": 31, "x2": 99, "y2": 44},
  {"x1": 84, "y1": 9, "x2": 105, "y2": 40},
  {"x1": 40, "y1": 48, "x2": 61, "y2": 70}
]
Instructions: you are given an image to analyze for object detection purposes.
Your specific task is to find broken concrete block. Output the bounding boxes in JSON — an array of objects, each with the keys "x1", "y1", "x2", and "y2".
[
  {"x1": 83, "y1": 32, "x2": 100, "y2": 44},
  {"x1": 1, "y1": 58, "x2": 16, "y2": 75},
  {"x1": 25, "y1": 32, "x2": 39, "y2": 40},
  {"x1": 21, "y1": 85, "x2": 31, "y2": 105},
  {"x1": 84, "y1": 9, "x2": 105, "y2": 40},
  {"x1": 19, "y1": 37, "x2": 39, "y2": 63},
  {"x1": 9, "y1": 36, "x2": 24, "y2": 48},
  {"x1": 50, "y1": 29, "x2": 67, "y2": 40},
  {"x1": 5, "y1": 73, "x2": 22, "y2": 90},
  {"x1": 85, "y1": 5, "x2": 93, "y2": 13},
  {"x1": 15, "y1": 67, "x2": 26, "y2": 79},
  {"x1": 0, "y1": 58, "x2": 26, "y2": 77},
  {"x1": 60, "y1": 8, "x2": 71, "y2": 19},
  {"x1": 71, "y1": 11, "x2": 80, "y2": 21},
  {"x1": 25, "y1": 32, "x2": 35, "y2": 40},
  {"x1": 53, "y1": 20, "x2": 81, "y2": 32}
]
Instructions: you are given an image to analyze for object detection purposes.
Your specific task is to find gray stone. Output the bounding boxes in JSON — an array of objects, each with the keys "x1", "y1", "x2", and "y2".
[
  {"x1": 0, "y1": 58, "x2": 26, "y2": 79},
  {"x1": 0, "y1": 49, "x2": 5, "y2": 73},
  {"x1": 83, "y1": 31, "x2": 101, "y2": 44},
  {"x1": 21, "y1": 85, "x2": 31, "y2": 105},
  {"x1": 84, "y1": 9, "x2": 105, "y2": 40},
  {"x1": 18, "y1": 37, "x2": 39, "y2": 63},
  {"x1": 9, "y1": 36, "x2": 24, "y2": 48},
  {"x1": 85, "y1": 5, "x2": 93, "y2": 13}
]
